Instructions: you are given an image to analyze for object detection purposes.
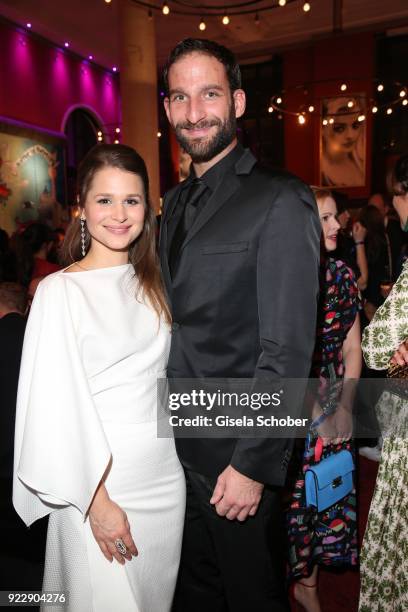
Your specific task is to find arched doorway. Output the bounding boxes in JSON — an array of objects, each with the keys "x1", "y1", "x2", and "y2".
[{"x1": 64, "y1": 108, "x2": 102, "y2": 204}]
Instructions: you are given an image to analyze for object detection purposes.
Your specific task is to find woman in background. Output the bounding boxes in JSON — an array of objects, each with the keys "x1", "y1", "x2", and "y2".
[
  {"x1": 287, "y1": 188, "x2": 361, "y2": 612},
  {"x1": 359, "y1": 154, "x2": 408, "y2": 612},
  {"x1": 13, "y1": 144, "x2": 185, "y2": 612}
]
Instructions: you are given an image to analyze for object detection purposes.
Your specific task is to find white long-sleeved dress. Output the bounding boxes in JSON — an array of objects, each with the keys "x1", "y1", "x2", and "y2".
[{"x1": 13, "y1": 264, "x2": 185, "y2": 612}]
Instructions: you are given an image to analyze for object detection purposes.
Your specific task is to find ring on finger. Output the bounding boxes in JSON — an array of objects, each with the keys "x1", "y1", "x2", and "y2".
[{"x1": 114, "y1": 538, "x2": 127, "y2": 556}]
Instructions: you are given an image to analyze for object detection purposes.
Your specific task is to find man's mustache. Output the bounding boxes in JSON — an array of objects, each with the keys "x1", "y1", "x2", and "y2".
[{"x1": 176, "y1": 119, "x2": 221, "y2": 131}]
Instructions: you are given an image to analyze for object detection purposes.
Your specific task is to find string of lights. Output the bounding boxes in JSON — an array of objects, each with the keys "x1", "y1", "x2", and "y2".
[
  {"x1": 121, "y1": 0, "x2": 312, "y2": 29},
  {"x1": 267, "y1": 79, "x2": 408, "y2": 126}
]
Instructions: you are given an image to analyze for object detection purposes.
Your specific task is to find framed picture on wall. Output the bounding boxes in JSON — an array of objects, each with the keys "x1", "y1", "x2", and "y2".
[
  {"x1": 319, "y1": 94, "x2": 367, "y2": 188},
  {"x1": 0, "y1": 120, "x2": 67, "y2": 235}
]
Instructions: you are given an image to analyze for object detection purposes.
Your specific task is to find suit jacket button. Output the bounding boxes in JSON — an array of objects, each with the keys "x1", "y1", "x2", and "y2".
[{"x1": 172, "y1": 322, "x2": 180, "y2": 331}]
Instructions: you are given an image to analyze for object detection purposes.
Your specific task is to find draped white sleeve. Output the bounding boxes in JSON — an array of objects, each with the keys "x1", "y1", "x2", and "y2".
[{"x1": 13, "y1": 273, "x2": 111, "y2": 527}]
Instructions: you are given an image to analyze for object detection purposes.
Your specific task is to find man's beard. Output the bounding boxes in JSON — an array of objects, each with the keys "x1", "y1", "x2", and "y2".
[{"x1": 174, "y1": 105, "x2": 236, "y2": 163}]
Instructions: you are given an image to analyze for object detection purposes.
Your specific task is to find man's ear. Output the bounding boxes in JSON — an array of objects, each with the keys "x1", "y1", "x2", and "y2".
[
  {"x1": 164, "y1": 97, "x2": 171, "y2": 124},
  {"x1": 233, "y1": 89, "x2": 246, "y2": 119}
]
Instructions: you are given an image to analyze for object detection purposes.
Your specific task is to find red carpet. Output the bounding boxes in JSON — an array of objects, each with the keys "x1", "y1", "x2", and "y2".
[{"x1": 290, "y1": 455, "x2": 379, "y2": 611}]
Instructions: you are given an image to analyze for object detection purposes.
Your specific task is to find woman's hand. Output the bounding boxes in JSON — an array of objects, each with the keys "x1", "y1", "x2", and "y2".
[
  {"x1": 89, "y1": 486, "x2": 137, "y2": 564},
  {"x1": 390, "y1": 340, "x2": 408, "y2": 366},
  {"x1": 352, "y1": 221, "x2": 367, "y2": 243}
]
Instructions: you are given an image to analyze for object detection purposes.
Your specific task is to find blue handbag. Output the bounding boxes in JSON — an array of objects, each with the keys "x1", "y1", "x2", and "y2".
[{"x1": 305, "y1": 449, "x2": 354, "y2": 512}]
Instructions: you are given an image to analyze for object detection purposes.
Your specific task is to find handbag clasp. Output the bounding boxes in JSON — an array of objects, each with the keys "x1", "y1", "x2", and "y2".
[{"x1": 332, "y1": 476, "x2": 343, "y2": 489}]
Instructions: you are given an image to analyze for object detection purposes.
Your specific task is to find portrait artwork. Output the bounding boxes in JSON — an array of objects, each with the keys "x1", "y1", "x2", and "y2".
[{"x1": 320, "y1": 95, "x2": 366, "y2": 188}]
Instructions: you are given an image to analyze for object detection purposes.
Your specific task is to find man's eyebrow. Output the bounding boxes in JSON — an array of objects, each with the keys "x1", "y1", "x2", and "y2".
[{"x1": 168, "y1": 84, "x2": 224, "y2": 96}]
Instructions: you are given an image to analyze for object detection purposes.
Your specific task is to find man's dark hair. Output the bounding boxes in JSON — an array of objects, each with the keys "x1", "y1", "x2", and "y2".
[{"x1": 163, "y1": 38, "x2": 241, "y2": 95}]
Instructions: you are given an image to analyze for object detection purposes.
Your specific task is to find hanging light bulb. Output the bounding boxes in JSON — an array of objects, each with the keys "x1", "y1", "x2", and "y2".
[
  {"x1": 340, "y1": 83, "x2": 347, "y2": 91},
  {"x1": 322, "y1": 119, "x2": 328, "y2": 126},
  {"x1": 372, "y1": 106, "x2": 378, "y2": 113},
  {"x1": 298, "y1": 114, "x2": 306, "y2": 125},
  {"x1": 157, "y1": 131, "x2": 162, "y2": 137},
  {"x1": 97, "y1": 135, "x2": 103, "y2": 142},
  {"x1": 26, "y1": 22, "x2": 32, "y2": 29},
  {"x1": 105, "y1": 0, "x2": 112, "y2": 3},
  {"x1": 199, "y1": 18, "x2": 206, "y2": 31},
  {"x1": 403, "y1": 99, "x2": 408, "y2": 107},
  {"x1": 268, "y1": 106, "x2": 274, "y2": 113},
  {"x1": 377, "y1": 84, "x2": 384, "y2": 92},
  {"x1": 279, "y1": 0, "x2": 287, "y2": 6},
  {"x1": 386, "y1": 108, "x2": 393, "y2": 115},
  {"x1": 276, "y1": 97, "x2": 282, "y2": 104},
  {"x1": 308, "y1": 105, "x2": 315, "y2": 112},
  {"x1": 115, "y1": 127, "x2": 121, "y2": 133},
  {"x1": 303, "y1": 2, "x2": 311, "y2": 12},
  {"x1": 114, "y1": 139, "x2": 119, "y2": 144},
  {"x1": 222, "y1": 15, "x2": 230, "y2": 25},
  {"x1": 358, "y1": 114, "x2": 365, "y2": 122},
  {"x1": 329, "y1": 118, "x2": 334, "y2": 124},
  {"x1": 162, "y1": 2, "x2": 170, "y2": 15},
  {"x1": 400, "y1": 90, "x2": 406, "y2": 98},
  {"x1": 347, "y1": 100, "x2": 354, "y2": 108},
  {"x1": 97, "y1": 131, "x2": 102, "y2": 137}
]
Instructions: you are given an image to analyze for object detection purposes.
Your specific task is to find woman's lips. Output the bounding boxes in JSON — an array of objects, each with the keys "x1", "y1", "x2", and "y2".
[{"x1": 104, "y1": 226, "x2": 131, "y2": 234}]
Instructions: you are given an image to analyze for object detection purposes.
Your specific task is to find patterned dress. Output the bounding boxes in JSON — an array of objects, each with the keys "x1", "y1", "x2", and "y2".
[
  {"x1": 287, "y1": 258, "x2": 359, "y2": 580},
  {"x1": 359, "y1": 260, "x2": 408, "y2": 612}
]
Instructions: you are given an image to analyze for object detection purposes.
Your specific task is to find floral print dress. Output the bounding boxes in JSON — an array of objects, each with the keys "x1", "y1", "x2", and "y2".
[
  {"x1": 287, "y1": 258, "x2": 359, "y2": 580},
  {"x1": 359, "y1": 260, "x2": 408, "y2": 612}
]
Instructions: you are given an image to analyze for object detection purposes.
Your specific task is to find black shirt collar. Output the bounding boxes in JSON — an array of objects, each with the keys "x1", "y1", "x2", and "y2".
[{"x1": 187, "y1": 142, "x2": 244, "y2": 192}]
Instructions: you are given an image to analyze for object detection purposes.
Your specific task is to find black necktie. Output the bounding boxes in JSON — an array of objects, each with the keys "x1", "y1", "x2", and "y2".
[{"x1": 169, "y1": 178, "x2": 207, "y2": 276}]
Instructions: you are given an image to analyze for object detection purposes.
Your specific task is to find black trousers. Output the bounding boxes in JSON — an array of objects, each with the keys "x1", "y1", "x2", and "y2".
[{"x1": 173, "y1": 468, "x2": 289, "y2": 612}]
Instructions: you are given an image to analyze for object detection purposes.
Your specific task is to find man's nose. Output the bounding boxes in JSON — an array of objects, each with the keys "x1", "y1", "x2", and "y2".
[{"x1": 186, "y1": 97, "x2": 206, "y2": 125}]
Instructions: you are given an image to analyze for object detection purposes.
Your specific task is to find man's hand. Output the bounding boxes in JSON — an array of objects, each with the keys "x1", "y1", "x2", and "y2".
[{"x1": 209, "y1": 465, "x2": 264, "y2": 522}]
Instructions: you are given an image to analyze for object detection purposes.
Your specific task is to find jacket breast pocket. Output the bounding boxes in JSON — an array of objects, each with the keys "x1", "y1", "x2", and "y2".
[{"x1": 201, "y1": 241, "x2": 249, "y2": 255}]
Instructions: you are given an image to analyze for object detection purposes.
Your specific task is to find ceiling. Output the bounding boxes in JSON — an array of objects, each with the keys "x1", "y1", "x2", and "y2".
[{"x1": 1, "y1": 0, "x2": 408, "y2": 70}]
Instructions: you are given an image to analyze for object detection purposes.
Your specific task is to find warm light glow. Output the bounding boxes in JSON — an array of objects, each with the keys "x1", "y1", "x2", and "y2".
[
  {"x1": 276, "y1": 97, "x2": 282, "y2": 104},
  {"x1": 328, "y1": 118, "x2": 334, "y2": 124},
  {"x1": 387, "y1": 108, "x2": 393, "y2": 115},
  {"x1": 222, "y1": 15, "x2": 230, "y2": 25},
  {"x1": 303, "y1": 2, "x2": 311, "y2": 12},
  {"x1": 377, "y1": 84, "x2": 384, "y2": 92},
  {"x1": 105, "y1": 0, "x2": 112, "y2": 3},
  {"x1": 358, "y1": 114, "x2": 365, "y2": 122},
  {"x1": 97, "y1": 131, "x2": 103, "y2": 137},
  {"x1": 403, "y1": 99, "x2": 408, "y2": 106},
  {"x1": 372, "y1": 106, "x2": 378, "y2": 113},
  {"x1": 279, "y1": 0, "x2": 286, "y2": 5},
  {"x1": 88, "y1": 55, "x2": 93, "y2": 60},
  {"x1": 26, "y1": 23, "x2": 32, "y2": 29},
  {"x1": 199, "y1": 19, "x2": 206, "y2": 31},
  {"x1": 115, "y1": 127, "x2": 121, "y2": 133},
  {"x1": 64, "y1": 42, "x2": 70, "y2": 48},
  {"x1": 298, "y1": 114, "x2": 306, "y2": 125},
  {"x1": 157, "y1": 131, "x2": 162, "y2": 137},
  {"x1": 400, "y1": 90, "x2": 406, "y2": 98},
  {"x1": 308, "y1": 105, "x2": 314, "y2": 112},
  {"x1": 162, "y1": 2, "x2": 170, "y2": 15},
  {"x1": 340, "y1": 83, "x2": 347, "y2": 91},
  {"x1": 268, "y1": 106, "x2": 273, "y2": 113},
  {"x1": 322, "y1": 119, "x2": 328, "y2": 126},
  {"x1": 112, "y1": 66, "x2": 117, "y2": 72},
  {"x1": 114, "y1": 139, "x2": 119, "y2": 144},
  {"x1": 97, "y1": 136, "x2": 103, "y2": 142}
]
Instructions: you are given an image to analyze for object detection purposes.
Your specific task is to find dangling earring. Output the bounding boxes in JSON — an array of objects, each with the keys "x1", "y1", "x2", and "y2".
[{"x1": 80, "y1": 216, "x2": 86, "y2": 257}]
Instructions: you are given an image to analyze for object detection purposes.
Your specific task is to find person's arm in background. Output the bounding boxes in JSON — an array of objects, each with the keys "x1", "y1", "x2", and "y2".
[{"x1": 352, "y1": 221, "x2": 368, "y2": 291}]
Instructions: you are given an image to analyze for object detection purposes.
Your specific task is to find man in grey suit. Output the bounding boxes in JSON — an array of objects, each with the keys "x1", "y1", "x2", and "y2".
[{"x1": 160, "y1": 38, "x2": 320, "y2": 611}]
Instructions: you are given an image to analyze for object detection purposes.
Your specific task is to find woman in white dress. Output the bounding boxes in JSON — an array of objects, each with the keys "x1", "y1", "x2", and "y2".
[{"x1": 13, "y1": 144, "x2": 186, "y2": 612}]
